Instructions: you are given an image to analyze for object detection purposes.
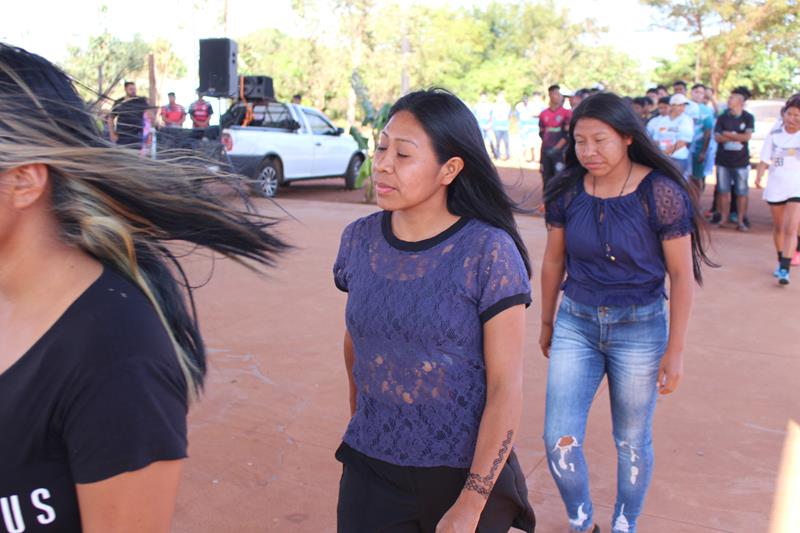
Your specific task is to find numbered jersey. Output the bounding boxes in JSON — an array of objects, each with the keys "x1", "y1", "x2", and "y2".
[{"x1": 761, "y1": 127, "x2": 800, "y2": 203}]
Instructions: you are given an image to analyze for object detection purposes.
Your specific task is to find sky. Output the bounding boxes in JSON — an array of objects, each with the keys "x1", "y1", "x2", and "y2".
[{"x1": 3, "y1": 0, "x2": 691, "y2": 81}]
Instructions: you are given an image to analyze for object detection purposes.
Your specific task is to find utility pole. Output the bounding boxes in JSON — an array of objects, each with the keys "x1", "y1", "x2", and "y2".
[
  {"x1": 148, "y1": 53, "x2": 157, "y2": 105},
  {"x1": 223, "y1": 0, "x2": 229, "y2": 36},
  {"x1": 401, "y1": 32, "x2": 410, "y2": 95},
  {"x1": 695, "y1": 47, "x2": 701, "y2": 83},
  {"x1": 400, "y1": 4, "x2": 410, "y2": 95}
]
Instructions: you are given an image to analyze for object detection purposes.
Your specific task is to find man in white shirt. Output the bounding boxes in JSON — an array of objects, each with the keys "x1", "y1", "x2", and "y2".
[{"x1": 647, "y1": 93, "x2": 694, "y2": 177}]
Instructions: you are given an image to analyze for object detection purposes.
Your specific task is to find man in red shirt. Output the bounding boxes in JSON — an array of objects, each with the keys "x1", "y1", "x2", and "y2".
[
  {"x1": 160, "y1": 92, "x2": 186, "y2": 128},
  {"x1": 539, "y1": 84, "x2": 572, "y2": 185},
  {"x1": 188, "y1": 92, "x2": 214, "y2": 129}
]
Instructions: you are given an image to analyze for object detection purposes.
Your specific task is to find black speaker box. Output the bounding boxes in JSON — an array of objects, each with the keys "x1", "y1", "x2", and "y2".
[
  {"x1": 199, "y1": 38, "x2": 238, "y2": 97},
  {"x1": 242, "y1": 76, "x2": 275, "y2": 100}
]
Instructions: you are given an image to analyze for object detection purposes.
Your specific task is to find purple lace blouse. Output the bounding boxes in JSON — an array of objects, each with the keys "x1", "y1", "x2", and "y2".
[
  {"x1": 333, "y1": 211, "x2": 531, "y2": 468},
  {"x1": 545, "y1": 170, "x2": 694, "y2": 306}
]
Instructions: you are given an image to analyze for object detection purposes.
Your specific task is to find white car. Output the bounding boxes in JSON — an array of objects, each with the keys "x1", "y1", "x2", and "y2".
[{"x1": 222, "y1": 102, "x2": 365, "y2": 197}]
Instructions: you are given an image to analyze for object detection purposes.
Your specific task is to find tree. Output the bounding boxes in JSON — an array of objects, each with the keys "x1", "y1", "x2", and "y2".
[
  {"x1": 334, "y1": 0, "x2": 375, "y2": 124},
  {"x1": 641, "y1": 0, "x2": 800, "y2": 93},
  {"x1": 63, "y1": 32, "x2": 150, "y2": 106},
  {"x1": 150, "y1": 38, "x2": 188, "y2": 103},
  {"x1": 238, "y1": 28, "x2": 349, "y2": 115},
  {"x1": 228, "y1": 0, "x2": 652, "y2": 123},
  {"x1": 63, "y1": 33, "x2": 187, "y2": 108}
]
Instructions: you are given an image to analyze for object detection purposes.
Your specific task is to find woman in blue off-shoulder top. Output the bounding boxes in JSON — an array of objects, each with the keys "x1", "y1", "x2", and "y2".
[
  {"x1": 333, "y1": 89, "x2": 536, "y2": 533},
  {"x1": 540, "y1": 93, "x2": 715, "y2": 533}
]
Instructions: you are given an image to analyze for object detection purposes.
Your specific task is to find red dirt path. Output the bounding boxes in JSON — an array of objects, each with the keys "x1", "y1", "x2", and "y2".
[{"x1": 172, "y1": 166, "x2": 797, "y2": 532}]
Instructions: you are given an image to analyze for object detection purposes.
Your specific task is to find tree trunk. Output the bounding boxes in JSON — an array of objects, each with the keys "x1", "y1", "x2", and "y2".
[
  {"x1": 98, "y1": 65, "x2": 104, "y2": 97},
  {"x1": 148, "y1": 53, "x2": 157, "y2": 106}
]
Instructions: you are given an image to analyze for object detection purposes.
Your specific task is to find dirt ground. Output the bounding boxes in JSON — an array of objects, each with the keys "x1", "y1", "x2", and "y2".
[{"x1": 172, "y1": 165, "x2": 797, "y2": 532}]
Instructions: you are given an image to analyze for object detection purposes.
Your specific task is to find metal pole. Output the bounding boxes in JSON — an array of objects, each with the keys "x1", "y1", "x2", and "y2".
[
  {"x1": 224, "y1": 0, "x2": 229, "y2": 36},
  {"x1": 98, "y1": 64, "x2": 104, "y2": 97},
  {"x1": 148, "y1": 53, "x2": 157, "y2": 106}
]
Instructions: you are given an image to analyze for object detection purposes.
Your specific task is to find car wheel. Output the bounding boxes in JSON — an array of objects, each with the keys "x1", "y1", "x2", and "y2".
[
  {"x1": 344, "y1": 154, "x2": 364, "y2": 190},
  {"x1": 253, "y1": 158, "x2": 281, "y2": 198}
]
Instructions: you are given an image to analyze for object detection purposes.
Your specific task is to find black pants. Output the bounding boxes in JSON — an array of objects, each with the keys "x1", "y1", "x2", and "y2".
[
  {"x1": 116, "y1": 134, "x2": 141, "y2": 148},
  {"x1": 336, "y1": 443, "x2": 535, "y2": 533},
  {"x1": 540, "y1": 146, "x2": 565, "y2": 186}
]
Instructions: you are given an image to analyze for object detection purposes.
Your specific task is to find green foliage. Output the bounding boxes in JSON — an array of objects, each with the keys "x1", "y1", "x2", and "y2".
[
  {"x1": 237, "y1": 0, "x2": 649, "y2": 123},
  {"x1": 642, "y1": 0, "x2": 800, "y2": 97},
  {"x1": 238, "y1": 28, "x2": 350, "y2": 117},
  {"x1": 654, "y1": 40, "x2": 800, "y2": 98},
  {"x1": 63, "y1": 32, "x2": 187, "y2": 106},
  {"x1": 63, "y1": 32, "x2": 149, "y2": 103},
  {"x1": 355, "y1": 155, "x2": 371, "y2": 190},
  {"x1": 728, "y1": 49, "x2": 800, "y2": 99},
  {"x1": 150, "y1": 38, "x2": 187, "y2": 85}
]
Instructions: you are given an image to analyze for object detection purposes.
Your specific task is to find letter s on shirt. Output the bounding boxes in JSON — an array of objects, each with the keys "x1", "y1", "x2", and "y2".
[{"x1": 30, "y1": 489, "x2": 56, "y2": 525}]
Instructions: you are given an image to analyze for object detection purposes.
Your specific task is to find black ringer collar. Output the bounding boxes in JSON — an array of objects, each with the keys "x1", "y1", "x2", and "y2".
[{"x1": 381, "y1": 211, "x2": 471, "y2": 252}]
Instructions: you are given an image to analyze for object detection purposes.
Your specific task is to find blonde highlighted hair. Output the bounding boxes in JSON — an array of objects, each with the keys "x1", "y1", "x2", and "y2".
[{"x1": 0, "y1": 44, "x2": 288, "y2": 400}]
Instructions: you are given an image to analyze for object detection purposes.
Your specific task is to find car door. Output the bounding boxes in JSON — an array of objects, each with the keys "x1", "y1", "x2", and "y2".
[
  {"x1": 272, "y1": 104, "x2": 314, "y2": 179},
  {"x1": 302, "y1": 109, "x2": 351, "y2": 176}
]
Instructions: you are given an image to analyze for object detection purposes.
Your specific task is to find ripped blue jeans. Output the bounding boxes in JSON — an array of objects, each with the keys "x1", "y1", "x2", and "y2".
[{"x1": 543, "y1": 295, "x2": 668, "y2": 533}]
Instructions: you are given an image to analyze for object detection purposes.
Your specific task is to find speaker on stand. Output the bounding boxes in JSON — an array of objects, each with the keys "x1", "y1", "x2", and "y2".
[{"x1": 198, "y1": 38, "x2": 238, "y2": 97}]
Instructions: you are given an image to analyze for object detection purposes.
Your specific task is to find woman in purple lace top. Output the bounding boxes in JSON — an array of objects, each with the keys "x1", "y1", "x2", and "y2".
[
  {"x1": 540, "y1": 93, "x2": 714, "y2": 533},
  {"x1": 333, "y1": 89, "x2": 536, "y2": 533}
]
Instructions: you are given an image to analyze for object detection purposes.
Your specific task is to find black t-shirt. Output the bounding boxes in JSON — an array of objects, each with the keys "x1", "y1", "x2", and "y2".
[
  {"x1": 714, "y1": 109, "x2": 755, "y2": 168},
  {"x1": 0, "y1": 268, "x2": 187, "y2": 532},
  {"x1": 111, "y1": 96, "x2": 149, "y2": 143}
]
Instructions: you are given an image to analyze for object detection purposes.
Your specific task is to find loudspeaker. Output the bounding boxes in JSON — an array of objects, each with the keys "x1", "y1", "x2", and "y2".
[
  {"x1": 242, "y1": 76, "x2": 275, "y2": 100},
  {"x1": 199, "y1": 38, "x2": 238, "y2": 97}
]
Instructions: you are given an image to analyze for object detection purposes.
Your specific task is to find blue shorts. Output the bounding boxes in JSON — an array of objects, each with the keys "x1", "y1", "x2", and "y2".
[{"x1": 716, "y1": 166, "x2": 749, "y2": 195}]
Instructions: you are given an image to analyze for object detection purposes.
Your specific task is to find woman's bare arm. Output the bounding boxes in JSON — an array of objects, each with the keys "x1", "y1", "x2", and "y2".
[
  {"x1": 659, "y1": 235, "x2": 694, "y2": 394},
  {"x1": 436, "y1": 305, "x2": 526, "y2": 532},
  {"x1": 540, "y1": 227, "x2": 566, "y2": 357},
  {"x1": 76, "y1": 460, "x2": 182, "y2": 533}
]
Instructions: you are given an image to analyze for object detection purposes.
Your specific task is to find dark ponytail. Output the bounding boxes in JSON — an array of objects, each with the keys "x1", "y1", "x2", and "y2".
[
  {"x1": 544, "y1": 92, "x2": 715, "y2": 283},
  {"x1": 388, "y1": 88, "x2": 531, "y2": 277}
]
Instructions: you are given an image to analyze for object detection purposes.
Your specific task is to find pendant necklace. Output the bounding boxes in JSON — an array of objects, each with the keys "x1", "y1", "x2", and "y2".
[{"x1": 592, "y1": 161, "x2": 634, "y2": 262}]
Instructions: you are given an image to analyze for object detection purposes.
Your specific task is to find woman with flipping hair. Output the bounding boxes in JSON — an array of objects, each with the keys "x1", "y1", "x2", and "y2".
[
  {"x1": 0, "y1": 44, "x2": 287, "y2": 532},
  {"x1": 333, "y1": 88, "x2": 536, "y2": 532},
  {"x1": 540, "y1": 93, "x2": 714, "y2": 533}
]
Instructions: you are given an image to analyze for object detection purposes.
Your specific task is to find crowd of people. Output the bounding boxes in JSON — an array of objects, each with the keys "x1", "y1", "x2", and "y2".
[
  {"x1": 2, "y1": 41, "x2": 797, "y2": 533},
  {"x1": 103, "y1": 81, "x2": 215, "y2": 153},
  {"x1": 474, "y1": 80, "x2": 800, "y2": 284}
]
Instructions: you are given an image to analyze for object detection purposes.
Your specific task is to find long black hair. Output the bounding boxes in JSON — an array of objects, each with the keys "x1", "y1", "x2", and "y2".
[
  {"x1": 544, "y1": 92, "x2": 714, "y2": 282},
  {"x1": 0, "y1": 44, "x2": 288, "y2": 399},
  {"x1": 388, "y1": 88, "x2": 531, "y2": 277}
]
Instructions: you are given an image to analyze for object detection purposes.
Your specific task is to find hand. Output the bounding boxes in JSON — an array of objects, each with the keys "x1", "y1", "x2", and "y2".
[
  {"x1": 435, "y1": 498, "x2": 482, "y2": 533},
  {"x1": 539, "y1": 323, "x2": 554, "y2": 358},
  {"x1": 657, "y1": 349, "x2": 683, "y2": 395},
  {"x1": 110, "y1": 131, "x2": 119, "y2": 143},
  {"x1": 698, "y1": 152, "x2": 706, "y2": 163},
  {"x1": 755, "y1": 176, "x2": 763, "y2": 189}
]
